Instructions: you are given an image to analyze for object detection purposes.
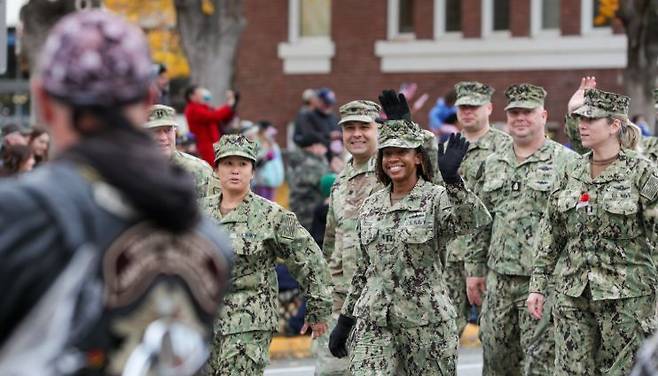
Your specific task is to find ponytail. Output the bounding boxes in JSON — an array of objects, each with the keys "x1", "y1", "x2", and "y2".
[{"x1": 616, "y1": 118, "x2": 641, "y2": 151}]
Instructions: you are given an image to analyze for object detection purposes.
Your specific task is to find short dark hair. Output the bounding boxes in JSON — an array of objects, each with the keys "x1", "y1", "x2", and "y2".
[
  {"x1": 184, "y1": 85, "x2": 199, "y2": 102},
  {"x1": 375, "y1": 146, "x2": 434, "y2": 186}
]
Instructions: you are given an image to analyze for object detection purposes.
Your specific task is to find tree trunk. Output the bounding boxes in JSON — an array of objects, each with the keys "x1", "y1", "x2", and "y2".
[
  {"x1": 618, "y1": 0, "x2": 658, "y2": 132},
  {"x1": 19, "y1": 0, "x2": 102, "y2": 121},
  {"x1": 174, "y1": 0, "x2": 245, "y2": 107}
]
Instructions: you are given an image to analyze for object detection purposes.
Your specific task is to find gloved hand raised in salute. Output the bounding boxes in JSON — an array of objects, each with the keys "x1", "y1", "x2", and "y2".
[
  {"x1": 328, "y1": 314, "x2": 356, "y2": 358},
  {"x1": 437, "y1": 133, "x2": 469, "y2": 184},
  {"x1": 378, "y1": 89, "x2": 411, "y2": 121}
]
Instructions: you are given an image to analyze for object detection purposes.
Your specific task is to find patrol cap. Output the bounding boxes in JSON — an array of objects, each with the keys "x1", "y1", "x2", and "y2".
[
  {"x1": 144, "y1": 104, "x2": 178, "y2": 128},
  {"x1": 454, "y1": 81, "x2": 495, "y2": 106},
  {"x1": 378, "y1": 119, "x2": 425, "y2": 150},
  {"x1": 213, "y1": 134, "x2": 259, "y2": 163},
  {"x1": 338, "y1": 100, "x2": 382, "y2": 125},
  {"x1": 572, "y1": 88, "x2": 629, "y2": 119},
  {"x1": 504, "y1": 83, "x2": 547, "y2": 110}
]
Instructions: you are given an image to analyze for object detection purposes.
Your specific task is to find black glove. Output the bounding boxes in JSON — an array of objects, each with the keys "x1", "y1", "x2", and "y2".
[
  {"x1": 232, "y1": 90, "x2": 241, "y2": 111},
  {"x1": 328, "y1": 314, "x2": 356, "y2": 358},
  {"x1": 437, "y1": 133, "x2": 469, "y2": 184},
  {"x1": 378, "y1": 89, "x2": 411, "y2": 121}
]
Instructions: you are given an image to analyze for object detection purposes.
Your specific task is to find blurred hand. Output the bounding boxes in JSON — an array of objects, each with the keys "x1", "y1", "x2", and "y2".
[
  {"x1": 466, "y1": 277, "x2": 486, "y2": 306},
  {"x1": 378, "y1": 90, "x2": 411, "y2": 121},
  {"x1": 526, "y1": 293, "x2": 545, "y2": 320},
  {"x1": 301, "y1": 321, "x2": 328, "y2": 339},
  {"x1": 225, "y1": 90, "x2": 236, "y2": 107},
  {"x1": 567, "y1": 76, "x2": 596, "y2": 114}
]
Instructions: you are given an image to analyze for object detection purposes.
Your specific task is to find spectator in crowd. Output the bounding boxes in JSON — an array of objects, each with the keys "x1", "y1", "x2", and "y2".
[
  {"x1": 1, "y1": 124, "x2": 29, "y2": 148},
  {"x1": 286, "y1": 133, "x2": 330, "y2": 231},
  {"x1": 0, "y1": 145, "x2": 35, "y2": 177},
  {"x1": 184, "y1": 84, "x2": 236, "y2": 166},
  {"x1": 293, "y1": 87, "x2": 339, "y2": 151},
  {"x1": 28, "y1": 127, "x2": 50, "y2": 167},
  {"x1": 153, "y1": 63, "x2": 170, "y2": 105},
  {"x1": 253, "y1": 120, "x2": 284, "y2": 201},
  {"x1": 429, "y1": 89, "x2": 460, "y2": 141}
]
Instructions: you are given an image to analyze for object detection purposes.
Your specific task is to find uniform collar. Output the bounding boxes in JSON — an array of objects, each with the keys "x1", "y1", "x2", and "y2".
[
  {"x1": 496, "y1": 138, "x2": 554, "y2": 166},
  {"x1": 344, "y1": 155, "x2": 376, "y2": 180},
  {"x1": 218, "y1": 191, "x2": 254, "y2": 223},
  {"x1": 468, "y1": 128, "x2": 498, "y2": 152},
  {"x1": 572, "y1": 149, "x2": 633, "y2": 184},
  {"x1": 385, "y1": 177, "x2": 429, "y2": 212}
]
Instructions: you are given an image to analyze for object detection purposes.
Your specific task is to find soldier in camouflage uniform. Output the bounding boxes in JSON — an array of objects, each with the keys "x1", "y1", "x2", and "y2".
[
  {"x1": 203, "y1": 134, "x2": 332, "y2": 375},
  {"x1": 143, "y1": 104, "x2": 219, "y2": 200},
  {"x1": 313, "y1": 100, "x2": 382, "y2": 375},
  {"x1": 287, "y1": 134, "x2": 331, "y2": 230},
  {"x1": 328, "y1": 119, "x2": 491, "y2": 375},
  {"x1": 640, "y1": 88, "x2": 658, "y2": 162},
  {"x1": 444, "y1": 81, "x2": 511, "y2": 335},
  {"x1": 465, "y1": 84, "x2": 576, "y2": 376},
  {"x1": 527, "y1": 88, "x2": 658, "y2": 376}
]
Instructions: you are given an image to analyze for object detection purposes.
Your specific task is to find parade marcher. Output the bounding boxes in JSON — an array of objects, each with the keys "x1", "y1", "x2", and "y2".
[
  {"x1": 143, "y1": 104, "x2": 218, "y2": 200},
  {"x1": 287, "y1": 133, "x2": 331, "y2": 231},
  {"x1": 184, "y1": 85, "x2": 236, "y2": 166},
  {"x1": 0, "y1": 10, "x2": 233, "y2": 375},
  {"x1": 465, "y1": 83, "x2": 576, "y2": 376},
  {"x1": 444, "y1": 81, "x2": 510, "y2": 336},
  {"x1": 527, "y1": 88, "x2": 658, "y2": 376},
  {"x1": 314, "y1": 99, "x2": 382, "y2": 375},
  {"x1": 329, "y1": 119, "x2": 491, "y2": 375},
  {"x1": 203, "y1": 134, "x2": 332, "y2": 375}
]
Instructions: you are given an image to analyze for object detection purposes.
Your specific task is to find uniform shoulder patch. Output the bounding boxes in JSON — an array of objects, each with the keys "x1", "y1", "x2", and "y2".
[
  {"x1": 280, "y1": 212, "x2": 298, "y2": 239},
  {"x1": 641, "y1": 174, "x2": 658, "y2": 201}
]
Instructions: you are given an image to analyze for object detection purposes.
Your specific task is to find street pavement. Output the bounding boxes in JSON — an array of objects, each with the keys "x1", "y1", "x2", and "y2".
[{"x1": 265, "y1": 346, "x2": 483, "y2": 375}]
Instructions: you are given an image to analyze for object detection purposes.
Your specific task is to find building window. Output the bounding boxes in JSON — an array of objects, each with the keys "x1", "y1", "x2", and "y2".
[
  {"x1": 541, "y1": 0, "x2": 560, "y2": 29},
  {"x1": 581, "y1": 0, "x2": 614, "y2": 34},
  {"x1": 300, "y1": 0, "x2": 331, "y2": 37},
  {"x1": 445, "y1": 0, "x2": 461, "y2": 32},
  {"x1": 398, "y1": 0, "x2": 415, "y2": 34},
  {"x1": 493, "y1": 0, "x2": 510, "y2": 31}
]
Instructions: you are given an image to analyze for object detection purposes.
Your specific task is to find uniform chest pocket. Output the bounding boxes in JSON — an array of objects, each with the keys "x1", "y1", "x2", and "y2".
[
  {"x1": 230, "y1": 229, "x2": 269, "y2": 256},
  {"x1": 482, "y1": 178, "x2": 505, "y2": 193},
  {"x1": 360, "y1": 226, "x2": 379, "y2": 246},
  {"x1": 599, "y1": 184, "x2": 641, "y2": 239},
  {"x1": 557, "y1": 190, "x2": 580, "y2": 213},
  {"x1": 399, "y1": 226, "x2": 434, "y2": 244},
  {"x1": 527, "y1": 173, "x2": 555, "y2": 192}
]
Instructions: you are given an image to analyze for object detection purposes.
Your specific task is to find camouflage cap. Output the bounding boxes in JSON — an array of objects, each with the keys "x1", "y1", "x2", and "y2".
[
  {"x1": 572, "y1": 88, "x2": 630, "y2": 119},
  {"x1": 504, "y1": 83, "x2": 547, "y2": 110},
  {"x1": 338, "y1": 100, "x2": 382, "y2": 125},
  {"x1": 454, "y1": 81, "x2": 495, "y2": 106},
  {"x1": 213, "y1": 134, "x2": 259, "y2": 163},
  {"x1": 378, "y1": 120, "x2": 425, "y2": 150},
  {"x1": 144, "y1": 104, "x2": 178, "y2": 129}
]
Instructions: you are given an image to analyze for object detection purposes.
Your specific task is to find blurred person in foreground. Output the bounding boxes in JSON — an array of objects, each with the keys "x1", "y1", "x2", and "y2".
[
  {"x1": 0, "y1": 10, "x2": 232, "y2": 375},
  {"x1": 28, "y1": 127, "x2": 50, "y2": 167},
  {"x1": 0, "y1": 144, "x2": 35, "y2": 177},
  {"x1": 184, "y1": 84, "x2": 237, "y2": 166},
  {"x1": 143, "y1": 104, "x2": 219, "y2": 200}
]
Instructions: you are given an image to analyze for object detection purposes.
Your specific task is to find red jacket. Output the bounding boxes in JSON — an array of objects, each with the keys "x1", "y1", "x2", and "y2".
[{"x1": 184, "y1": 102, "x2": 234, "y2": 166}]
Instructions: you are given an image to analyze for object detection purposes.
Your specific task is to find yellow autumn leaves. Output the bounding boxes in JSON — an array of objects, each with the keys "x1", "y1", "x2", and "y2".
[{"x1": 594, "y1": 0, "x2": 619, "y2": 26}]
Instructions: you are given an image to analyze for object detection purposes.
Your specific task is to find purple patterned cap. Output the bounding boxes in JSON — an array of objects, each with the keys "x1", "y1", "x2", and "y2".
[{"x1": 38, "y1": 10, "x2": 153, "y2": 107}]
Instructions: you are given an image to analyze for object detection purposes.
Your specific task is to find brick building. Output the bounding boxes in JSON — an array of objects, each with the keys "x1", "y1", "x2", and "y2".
[{"x1": 234, "y1": 0, "x2": 627, "y2": 145}]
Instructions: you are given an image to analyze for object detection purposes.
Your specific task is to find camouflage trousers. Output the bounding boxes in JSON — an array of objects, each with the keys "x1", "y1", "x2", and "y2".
[
  {"x1": 312, "y1": 313, "x2": 350, "y2": 375},
  {"x1": 349, "y1": 319, "x2": 458, "y2": 375},
  {"x1": 553, "y1": 290, "x2": 656, "y2": 376},
  {"x1": 444, "y1": 260, "x2": 472, "y2": 335},
  {"x1": 208, "y1": 330, "x2": 273, "y2": 376},
  {"x1": 479, "y1": 272, "x2": 554, "y2": 376}
]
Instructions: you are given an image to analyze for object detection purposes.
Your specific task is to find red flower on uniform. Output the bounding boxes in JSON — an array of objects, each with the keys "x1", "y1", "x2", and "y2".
[{"x1": 579, "y1": 192, "x2": 590, "y2": 203}]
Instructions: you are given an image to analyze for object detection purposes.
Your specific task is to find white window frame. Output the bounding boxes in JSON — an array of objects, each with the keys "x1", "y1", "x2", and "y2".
[
  {"x1": 387, "y1": 0, "x2": 416, "y2": 40},
  {"x1": 277, "y1": 0, "x2": 335, "y2": 74},
  {"x1": 481, "y1": 0, "x2": 512, "y2": 39},
  {"x1": 581, "y1": 0, "x2": 613, "y2": 35},
  {"x1": 433, "y1": 0, "x2": 464, "y2": 39},
  {"x1": 530, "y1": 0, "x2": 561, "y2": 37}
]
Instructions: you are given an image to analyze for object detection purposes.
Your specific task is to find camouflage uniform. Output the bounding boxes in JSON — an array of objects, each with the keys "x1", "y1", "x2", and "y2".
[
  {"x1": 444, "y1": 81, "x2": 511, "y2": 335},
  {"x1": 640, "y1": 90, "x2": 658, "y2": 163},
  {"x1": 466, "y1": 84, "x2": 576, "y2": 376},
  {"x1": 530, "y1": 89, "x2": 658, "y2": 376},
  {"x1": 287, "y1": 149, "x2": 330, "y2": 231},
  {"x1": 204, "y1": 135, "x2": 333, "y2": 376},
  {"x1": 143, "y1": 104, "x2": 220, "y2": 200},
  {"x1": 314, "y1": 100, "x2": 382, "y2": 376},
  {"x1": 342, "y1": 120, "x2": 492, "y2": 375}
]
